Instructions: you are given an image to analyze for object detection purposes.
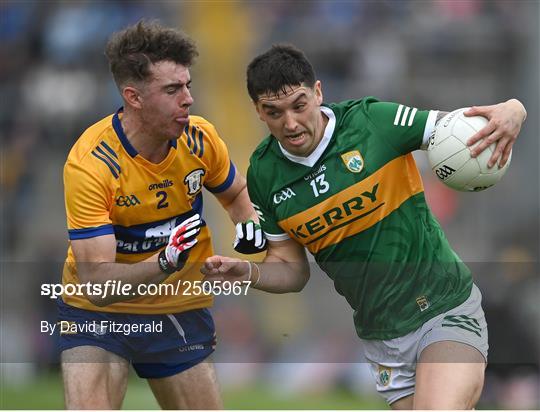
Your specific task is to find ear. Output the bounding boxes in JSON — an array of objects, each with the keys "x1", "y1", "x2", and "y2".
[
  {"x1": 122, "y1": 86, "x2": 143, "y2": 110},
  {"x1": 314, "y1": 80, "x2": 323, "y2": 105}
]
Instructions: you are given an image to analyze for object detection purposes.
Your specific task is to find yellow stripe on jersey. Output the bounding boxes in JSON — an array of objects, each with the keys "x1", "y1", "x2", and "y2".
[{"x1": 278, "y1": 154, "x2": 423, "y2": 254}]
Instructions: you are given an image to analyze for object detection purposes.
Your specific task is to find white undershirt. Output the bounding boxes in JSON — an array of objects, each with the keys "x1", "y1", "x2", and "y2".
[{"x1": 278, "y1": 106, "x2": 336, "y2": 167}]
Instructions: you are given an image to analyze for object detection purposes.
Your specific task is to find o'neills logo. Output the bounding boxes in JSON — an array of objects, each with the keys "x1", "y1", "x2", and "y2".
[
  {"x1": 178, "y1": 344, "x2": 205, "y2": 352},
  {"x1": 149, "y1": 179, "x2": 174, "y2": 191}
]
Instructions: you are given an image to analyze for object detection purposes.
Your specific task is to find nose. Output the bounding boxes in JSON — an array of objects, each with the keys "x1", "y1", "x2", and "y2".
[
  {"x1": 283, "y1": 111, "x2": 298, "y2": 132},
  {"x1": 180, "y1": 87, "x2": 194, "y2": 107}
]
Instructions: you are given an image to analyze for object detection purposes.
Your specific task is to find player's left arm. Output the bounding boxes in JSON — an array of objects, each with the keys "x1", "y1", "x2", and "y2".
[
  {"x1": 465, "y1": 98, "x2": 527, "y2": 168},
  {"x1": 212, "y1": 172, "x2": 257, "y2": 224},
  {"x1": 199, "y1": 117, "x2": 266, "y2": 253}
]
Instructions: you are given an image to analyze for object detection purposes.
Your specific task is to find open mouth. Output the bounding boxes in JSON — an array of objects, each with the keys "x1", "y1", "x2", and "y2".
[{"x1": 286, "y1": 132, "x2": 306, "y2": 144}]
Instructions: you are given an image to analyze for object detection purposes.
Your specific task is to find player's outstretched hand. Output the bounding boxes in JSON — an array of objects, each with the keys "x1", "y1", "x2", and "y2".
[
  {"x1": 233, "y1": 220, "x2": 267, "y2": 254},
  {"x1": 200, "y1": 255, "x2": 251, "y2": 283},
  {"x1": 465, "y1": 99, "x2": 526, "y2": 168},
  {"x1": 158, "y1": 214, "x2": 201, "y2": 274}
]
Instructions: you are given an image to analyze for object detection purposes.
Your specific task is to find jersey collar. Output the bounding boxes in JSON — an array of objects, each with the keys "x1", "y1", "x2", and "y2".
[
  {"x1": 278, "y1": 106, "x2": 336, "y2": 167},
  {"x1": 112, "y1": 107, "x2": 178, "y2": 158}
]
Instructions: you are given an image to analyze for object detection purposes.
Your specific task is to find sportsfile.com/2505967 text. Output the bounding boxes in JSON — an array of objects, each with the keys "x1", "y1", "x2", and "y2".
[{"x1": 40, "y1": 280, "x2": 252, "y2": 299}]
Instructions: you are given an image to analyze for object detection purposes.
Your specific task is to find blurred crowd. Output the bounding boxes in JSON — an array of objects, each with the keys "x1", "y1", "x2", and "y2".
[{"x1": 1, "y1": 0, "x2": 538, "y2": 408}]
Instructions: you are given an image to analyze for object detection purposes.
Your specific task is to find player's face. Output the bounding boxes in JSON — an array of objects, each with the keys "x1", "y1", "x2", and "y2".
[
  {"x1": 255, "y1": 82, "x2": 325, "y2": 157},
  {"x1": 138, "y1": 61, "x2": 194, "y2": 141}
]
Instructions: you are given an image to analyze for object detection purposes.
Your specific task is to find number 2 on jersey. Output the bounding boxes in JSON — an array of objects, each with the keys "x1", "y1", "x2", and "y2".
[
  {"x1": 309, "y1": 174, "x2": 330, "y2": 197},
  {"x1": 156, "y1": 191, "x2": 169, "y2": 209}
]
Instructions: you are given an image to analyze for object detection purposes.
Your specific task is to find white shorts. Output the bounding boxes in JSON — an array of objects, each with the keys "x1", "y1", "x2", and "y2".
[{"x1": 359, "y1": 283, "x2": 488, "y2": 405}]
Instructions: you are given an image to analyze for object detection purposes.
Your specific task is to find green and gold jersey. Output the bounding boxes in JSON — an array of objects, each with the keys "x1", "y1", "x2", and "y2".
[{"x1": 247, "y1": 97, "x2": 472, "y2": 340}]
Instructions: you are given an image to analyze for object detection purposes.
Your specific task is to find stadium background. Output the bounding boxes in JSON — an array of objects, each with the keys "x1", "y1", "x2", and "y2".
[{"x1": 1, "y1": 0, "x2": 538, "y2": 409}]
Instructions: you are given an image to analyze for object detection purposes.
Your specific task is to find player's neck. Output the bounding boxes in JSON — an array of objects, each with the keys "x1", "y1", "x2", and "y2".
[
  {"x1": 303, "y1": 111, "x2": 329, "y2": 157},
  {"x1": 120, "y1": 112, "x2": 170, "y2": 163}
]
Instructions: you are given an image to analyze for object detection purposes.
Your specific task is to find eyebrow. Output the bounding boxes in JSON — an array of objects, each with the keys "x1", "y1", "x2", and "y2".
[
  {"x1": 261, "y1": 93, "x2": 307, "y2": 109},
  {"x1": 162, "y1": 80, "x2": 191, "y2": 89}
]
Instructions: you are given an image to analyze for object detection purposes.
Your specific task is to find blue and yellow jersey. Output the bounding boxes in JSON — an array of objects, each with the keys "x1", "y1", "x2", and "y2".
[{"x1": 63, "y1": 109, "x2": 235, "y2": 314}]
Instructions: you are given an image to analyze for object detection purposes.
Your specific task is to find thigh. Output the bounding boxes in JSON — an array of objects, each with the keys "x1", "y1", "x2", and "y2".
[
  {"x1": 414, "y1": 341, "x2": 486, "y2": 409},
  {"x1": 147, "y1": 360, "x2": 222, "y2": 409},
  {"x1": 61, "y1": 345, "x2": 129, "y2": 409},
  {"x1": 391, "y1": 394, "x2": 414, "y2": 410}
]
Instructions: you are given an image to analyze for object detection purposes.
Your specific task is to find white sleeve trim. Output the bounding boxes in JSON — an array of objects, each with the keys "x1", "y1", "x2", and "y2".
[
  {"x1": 265, "y1": 232, "x2": 290, "y2": 242},
  {"x1": 421, "y1": 110, "x2": 438, "y2": 150}
]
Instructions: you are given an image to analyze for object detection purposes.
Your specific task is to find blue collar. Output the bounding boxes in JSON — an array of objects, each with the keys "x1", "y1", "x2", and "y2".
[{"x1": 112, "y1": 107, "x2": 177, "y2": 158}]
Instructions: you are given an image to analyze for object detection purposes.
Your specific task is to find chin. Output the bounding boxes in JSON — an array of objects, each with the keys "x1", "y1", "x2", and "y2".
[{"x1": 170, "y1": 126, "x2": 185, "y2": 139}]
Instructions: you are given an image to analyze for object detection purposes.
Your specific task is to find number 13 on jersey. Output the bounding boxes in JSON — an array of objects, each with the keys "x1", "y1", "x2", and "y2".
[{"x1": 309, "y1": 174, "x2": 330, "y2": 197}]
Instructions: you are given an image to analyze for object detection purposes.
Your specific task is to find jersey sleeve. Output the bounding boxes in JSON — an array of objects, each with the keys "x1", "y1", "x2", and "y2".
[
  {"x1": 247, "y1": 164, "x2": 289, "y2": 241},
  {"x1": 191, "y1": 120, "x2": 236, "y2": 193},
  {"x1": 364, "y1": 99, "x2": 438, "y2": 154},
  {"x1": 64, "y1": 159, "x2": 115, "y2": 240}
]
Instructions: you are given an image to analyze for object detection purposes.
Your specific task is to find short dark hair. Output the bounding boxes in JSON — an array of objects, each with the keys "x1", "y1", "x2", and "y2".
[
  {"x1": 246, "y1": 44, "x2": 316, "y2": 102},
  {"x1": 105, "y1": 20, "x2": 198, "y2": 89}
]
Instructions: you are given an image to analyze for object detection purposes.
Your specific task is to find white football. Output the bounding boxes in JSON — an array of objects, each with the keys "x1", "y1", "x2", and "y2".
[{"x1": 427, "y1": 108, "x2": 511, "y2": 192}]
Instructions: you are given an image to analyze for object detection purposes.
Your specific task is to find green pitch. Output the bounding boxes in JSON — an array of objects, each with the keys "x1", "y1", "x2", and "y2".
[{"x1": 1, "y1": 372, "x2": 387, "y2": 409}]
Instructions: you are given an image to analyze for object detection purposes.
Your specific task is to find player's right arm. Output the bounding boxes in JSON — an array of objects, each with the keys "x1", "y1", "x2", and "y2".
[
  {"x1": 71, "y1": 214, "x2": 200, "y2": 306},
  {"x1": 201, "y1": 238, "x2": 310, "y2": 293},
  {"x1": 71, "y1": 235, "x2": 166, "y2": 306},
  {"x1": 210, "y1": 154, "x2": 309, "y2": 290},
  {"x1": 201, "y1": 153, "x2": 309, "y2": 293},
  {"x1": 64, "y1": 155, "x2": 198, "y2": 306}
]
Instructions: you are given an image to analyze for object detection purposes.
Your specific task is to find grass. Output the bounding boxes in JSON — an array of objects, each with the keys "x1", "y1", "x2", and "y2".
[{"x1": 1, "y1": 372, "x2": 387, "y2": 410}]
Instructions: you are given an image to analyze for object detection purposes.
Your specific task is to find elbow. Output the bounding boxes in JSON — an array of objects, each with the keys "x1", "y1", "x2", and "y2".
[
  {"x1": 77, "y1": 278, "x2": 113, "y2": 307},
  {"x1": 85, "y1": 293, "x2": 111, "y2": 307},
  {"x1": 291, "y1": 272, "x2": 310, "y2": 293},
  {"x1": 77, "y1": 266, "x2": 112, "y2": 307}
]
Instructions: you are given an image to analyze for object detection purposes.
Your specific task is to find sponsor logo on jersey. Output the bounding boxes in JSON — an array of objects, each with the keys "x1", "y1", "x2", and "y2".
[
  {"x1": 115, "y1": 195, "x2": 141, "y2": 207},
  {"x1": 273, "y1": 188, "x2": 296, "y2": 204},
  {"x1": 148, "y1": 179, "x2": 174, "y2": 191},
  {"x1": 144, "y1": 217, "x2": 177, "y2": 239},
  {"x1": 278, "y1": 155, "x2": 423, "y2": 253},
  {"x1": 288, "y1": 184, "x2": 379, "y2": 240},
  {"x1": 340, "y1": 151, "x2": 364, "y2": 173},
  {"x1": 117, "y1": 218, "x2": 175, "y2": 253},
  {"x1": 416, "y1": 296, "x2": 430, "y2": 312},
  {"x1": 378, "y1": 365, "x2": 391, "y2": 387},
  {"x1": 117, "y1": 238, "x2": 168, "y2": 253},
  {"x1": 184, "y1": 169, "x2": 205, "y2": 195}
]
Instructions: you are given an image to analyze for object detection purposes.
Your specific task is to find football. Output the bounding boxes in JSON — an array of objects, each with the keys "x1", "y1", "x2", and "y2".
[{"x1": 427, "y1": 108, "x2": 511, "y2": 192}]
